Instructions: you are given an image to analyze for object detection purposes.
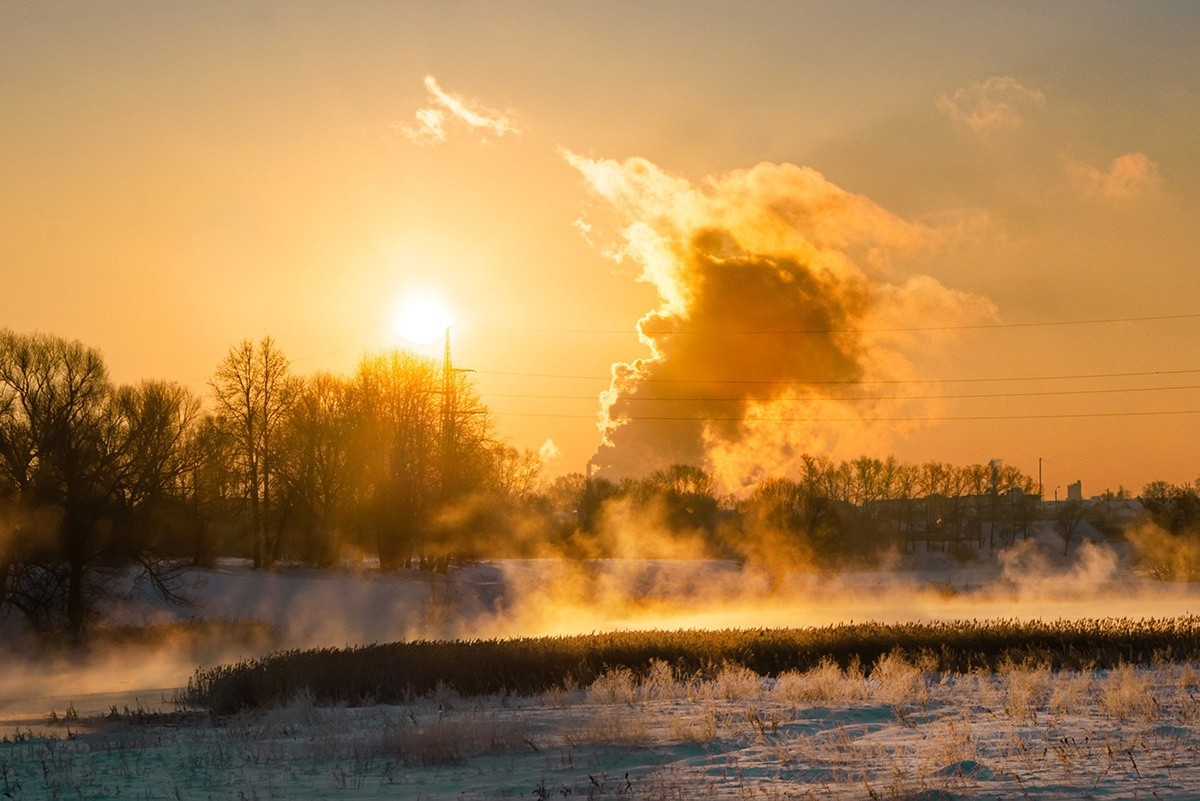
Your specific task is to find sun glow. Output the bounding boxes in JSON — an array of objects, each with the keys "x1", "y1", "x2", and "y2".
[{"x1": 391, "y1": 290, "x2": 456, "y2": 346}]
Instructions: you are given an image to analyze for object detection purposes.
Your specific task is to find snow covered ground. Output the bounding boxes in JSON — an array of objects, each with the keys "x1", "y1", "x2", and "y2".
[
  {"x1": 5, "y1": 539, "x2": 1200, "y2": 798},
  {"x1": 5, "y1": 658, "x2": 1200, "y2": 799}
]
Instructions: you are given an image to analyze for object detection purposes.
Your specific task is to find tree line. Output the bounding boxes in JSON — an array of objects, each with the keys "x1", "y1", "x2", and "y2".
[
  {"x1": 0, "y1": 331, "x2": 539, "y2": 639},
  {"x1": 0, "y1": 327, "x2": 1176, "y2": 641},
  {"x1": 564, "y1": 457, "x2": 1040, "y2": 567}
]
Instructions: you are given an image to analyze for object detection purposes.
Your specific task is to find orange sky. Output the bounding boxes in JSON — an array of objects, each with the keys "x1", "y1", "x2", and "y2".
[{"x1": 3, "y1": 3, "x2": 1200, "y2": 495}]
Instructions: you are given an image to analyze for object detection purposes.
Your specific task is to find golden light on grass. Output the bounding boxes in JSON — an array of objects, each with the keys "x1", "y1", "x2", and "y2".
[{"x1": 391, "y1": 289, "x2": 456, "y2": 346}]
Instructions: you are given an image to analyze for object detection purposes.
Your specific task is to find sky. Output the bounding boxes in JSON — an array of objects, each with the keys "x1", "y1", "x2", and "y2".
[{"x1": 3, "y1": 2, "x2": 1200, "y2": 495}]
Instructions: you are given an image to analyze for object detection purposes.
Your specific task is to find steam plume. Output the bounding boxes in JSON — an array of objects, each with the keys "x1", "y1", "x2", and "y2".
[{"x1": 564, "y1": 153, "x2": 995, "y2": 489}]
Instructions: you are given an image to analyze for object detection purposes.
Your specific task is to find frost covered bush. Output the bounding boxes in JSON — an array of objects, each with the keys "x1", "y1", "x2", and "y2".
[{"x1": 773, "y1": 657, "x2": 868, "y2": 703}]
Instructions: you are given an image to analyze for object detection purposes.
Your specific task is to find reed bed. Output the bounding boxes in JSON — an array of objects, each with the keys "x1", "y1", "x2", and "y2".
[{"x1": 185, "y1": 616, "x2": 1200, "y2": 714}]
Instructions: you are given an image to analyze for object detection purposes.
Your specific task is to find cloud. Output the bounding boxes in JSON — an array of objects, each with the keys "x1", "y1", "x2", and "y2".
[
  {"x1": 1066, "y1": 152, "x2": 1162, "y2": 201},
  {"x1": 937, "y1": 76, "x2": 1046, "y2": 135},
  {"x1": 564, "y1": 152, "x2": 996, "y2": 491},
  {"x1": 538, "y1": 437, "x2": 561, "y2": 462},
  {"x1": 402, "y1": 75, "x2": 520, "y2": 146}
]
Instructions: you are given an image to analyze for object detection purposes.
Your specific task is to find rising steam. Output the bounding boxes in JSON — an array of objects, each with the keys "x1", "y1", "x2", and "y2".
[{"x1": 564, "y1": 153, "x2": 996, "y2": 489}]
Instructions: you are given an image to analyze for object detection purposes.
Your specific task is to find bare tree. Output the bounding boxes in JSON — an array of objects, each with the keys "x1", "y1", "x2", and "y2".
[
  {"x1": 1058, "y1": 500, "x2": 1087, "y2": 556},
  {"x1": 0, "y1": 331, "x2": 196, "y2": 640},
  {"x1": 185, "y1": 414, "x2": 241, "y2": 566},
  {"x1": 276, "y1": 373, "x2": 354, "y2": 566},
  {"x1": 351, "y1": 350, "x2": 441, "y2": 569},
  {"x1": 486, "y1": 445, "x2": 544, "y2": 502},
  {"x1": 891, "y1": 462, "x2": 920, "y2": 551},
  {"x1": 640, "y1": 464, "x2": 720, "y2": 535},
  {"x1": 743, "y1": 475, "x2": 840, "y2": 566},
  {"x1": 0, "y1": 332, "x2": 122, "y2": 638},
  {"x1": 116, "y1": 381, "x2": 203, "y2": 509},
  {"x1": 1142, "y1": 480, "x2": 1200, "y2": 535},
  {"x1": 209, "y1": 337, "x2": 296, "y2": 568},
  {"x1": 110, "y1": 381, "x2": 204, "y2": 594}
]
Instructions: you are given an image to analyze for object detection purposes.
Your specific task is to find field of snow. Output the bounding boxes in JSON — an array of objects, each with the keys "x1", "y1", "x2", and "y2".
[
  {"x1": 6, "y1": 657, "x2": 1200, "y2": 799},
  {"x1": 6, "y1": 541, "x2": 1200, "y2": 798}
]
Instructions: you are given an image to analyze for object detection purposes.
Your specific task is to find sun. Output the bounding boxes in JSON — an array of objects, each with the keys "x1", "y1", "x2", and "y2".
[{"x1": 391, "y1": 290, "x2": 456, "y2": 346}]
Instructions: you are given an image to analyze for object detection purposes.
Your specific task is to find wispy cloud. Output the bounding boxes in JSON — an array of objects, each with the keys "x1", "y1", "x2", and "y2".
[
  {"x1": 937, "y1": 76, "x2": 1046, "y2": 135},
  {"x1": 403, "y1": 75, "x2": 520, "y2": 146},
  {"x1": 1066, "y1": 152, "x2": 1161, "y2": 201}
]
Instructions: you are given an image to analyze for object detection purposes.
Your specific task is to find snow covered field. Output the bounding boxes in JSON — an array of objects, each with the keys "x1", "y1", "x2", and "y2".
[
  {"x1": 6, "y1": 542, "x2": 1200, "y2": 798},
  {"x1": 6, "y1": 658, "x2": 1200, "y2": 799}
]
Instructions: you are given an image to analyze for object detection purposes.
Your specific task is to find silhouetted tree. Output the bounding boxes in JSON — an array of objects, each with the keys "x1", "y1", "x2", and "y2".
[
  {"x1": 643, "y1": 464, "x2": 719, "y2": 533},
  {"x1": 209, "y1": 337, "x2": 296, "y2": 568},
  {"x1": 569, "y1": 473, "x2": 621, "y2": 538},
  {"x1": 846, "y1": 456, "x2": 898, "y2": 545},
  {"x1": 430, "y1": 368, "x2": 495, "y2": 568},
  {"x1": 0, "y1": 331, "x2": 193, "y2": 640},
  {"x1": 991, "y1": 461, "x2": 1036, "y2": 546},
  {"x1": 1142, "y1": 480, "x2": 1200, "y2": 534},
  {"x1": 276, "y1": 373, "x2": 355, "y2": 566},
  {"x1": 544, "y1": 472, "x2": 586, "y2": 524},
  {"x1": 351, "y1": 350, "x2": 441, "y2": 569},
  {"x1": 0, "y1": 331, "x2": 122, "y2": 638},
  {"x1": 185, "y1": 414, "x2": 241, "y2": 565},
  {"x1": 429, "y1": 444, "x2": 549, "y2": 561},
  {"x1": 742, "y1": 476, "x2": 840, "y2": 565},
  {"x1": 108, "y1": 380, "x2": 204, "y2": 588},
  {"x1": 1057, "y1": 499, "x2": 1087, "y2": 556},
  {"x1": 484, "y1": 444, "x2": 543, "y2": 502},
  {"x1": 889, "y1": 462, "x2": 920, "y2": 551}
]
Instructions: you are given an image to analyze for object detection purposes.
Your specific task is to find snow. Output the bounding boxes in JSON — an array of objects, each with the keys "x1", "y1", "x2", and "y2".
[
  {"x1": 5, "y1": 661, "x2": 1200, "y2": 799},
  {"x1": 5, "y1": 545, "x2": 1200, "y2": 798}
]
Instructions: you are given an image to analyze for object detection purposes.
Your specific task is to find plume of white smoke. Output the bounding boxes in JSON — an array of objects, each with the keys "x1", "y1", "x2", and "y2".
[
  {"x1": 538, "y1": 437, "x2": 561, "y2": 462},
  {"x1": 564, "y1": 152, "x2": 996, "y2": 491}
]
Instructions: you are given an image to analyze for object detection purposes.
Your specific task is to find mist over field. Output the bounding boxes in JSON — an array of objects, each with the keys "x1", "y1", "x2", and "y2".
[
  {"x1": 8, "y1": 540, "x2": 1200, "y2": 800},
  {"x1": 6, "y1": 2, "x2": 1200, "y2": 797},
  {"x1": 4, "y1": 522, "x2": 1199, "y2": 723}
]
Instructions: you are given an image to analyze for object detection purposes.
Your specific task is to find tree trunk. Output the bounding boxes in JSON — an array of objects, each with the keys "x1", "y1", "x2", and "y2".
[
  {"x1": 249, "y1": 457, "x2": 262, "y2": 569},
  {"x1": 64, "y1": 515, "x2": 89, "y2": 644},
  {"x1": 0, "y1": 555, "x2": 10, "y2": 616}
]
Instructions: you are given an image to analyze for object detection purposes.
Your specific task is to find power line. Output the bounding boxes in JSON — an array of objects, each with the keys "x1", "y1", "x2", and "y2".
[
  {"x1": 477, "y1": 383, "x2": 1200, "y2": 403},
  {"x1": 474, "y1": 367, "x2": 1200, "y2": 386},
  {"x1": 187, "y1": 312, "x2": 1200, "y2": 395},
  {"x1": 487, "y1": 408, "x2": 1200, "y2": 422},
  {"x1": 465, "y1": 311, "x2": 1200, "y2": 337},
  {"x1": 189, "y1": 306, "x2": 1200, "y2": 380}
]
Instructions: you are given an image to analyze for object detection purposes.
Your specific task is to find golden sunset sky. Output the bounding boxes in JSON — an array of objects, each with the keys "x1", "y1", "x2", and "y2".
[{"x1": 3, "y1": 3, "x2": 1200, "y2": 494}]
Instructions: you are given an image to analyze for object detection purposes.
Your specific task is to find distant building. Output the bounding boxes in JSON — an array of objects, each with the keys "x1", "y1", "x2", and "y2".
[{"x1": 1067, "y1": 480, "x2": 1083, "y2": 502}]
